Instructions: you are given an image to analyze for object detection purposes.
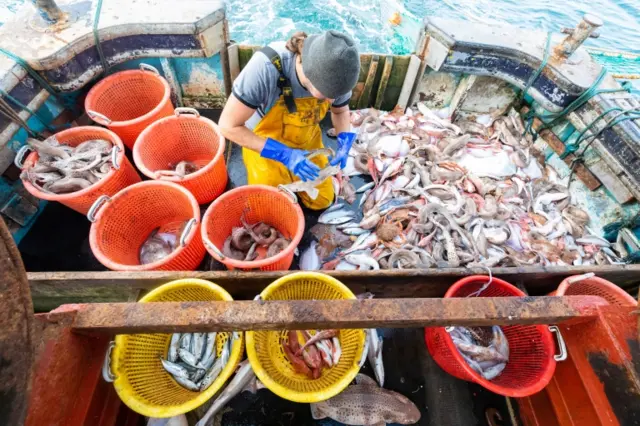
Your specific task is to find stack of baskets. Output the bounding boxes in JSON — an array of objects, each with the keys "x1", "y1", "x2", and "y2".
[{"x1": 17, "y1": 62, "x2": 305, "y2": 272}]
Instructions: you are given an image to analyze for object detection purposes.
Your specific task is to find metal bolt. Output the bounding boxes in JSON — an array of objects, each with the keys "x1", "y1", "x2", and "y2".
[{"x1": 554, "y1": 14, "x2": 604, "y2": 58}]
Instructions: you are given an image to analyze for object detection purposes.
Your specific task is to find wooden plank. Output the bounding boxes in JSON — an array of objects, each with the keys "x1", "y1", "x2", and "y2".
[
  {"x1": 28, "y1": 265, "x2": 640, "y2": 310},
  {"x1": 227, "y1": 43, "x2": 240, "y2": 83},
  {"x1": 381, "y1": 55, "x2": 410, "y2": 110},
  {"x1": 358, "y1": 55, "x2": 380, "y2": 109},
  {"x1": 374, "y1": 55, "x2": 393, "y2": 109},
  {"x1": 397, "y1": 55, "x2": 421, "y2": 109},
  {"x1": 54, "y1": 296, "x2": 607, "y2": 334}
]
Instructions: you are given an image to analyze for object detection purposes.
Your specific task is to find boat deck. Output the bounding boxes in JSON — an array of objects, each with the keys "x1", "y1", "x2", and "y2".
[{"x1": 17, "y1": 109, "x2": 520, "y2": 425}]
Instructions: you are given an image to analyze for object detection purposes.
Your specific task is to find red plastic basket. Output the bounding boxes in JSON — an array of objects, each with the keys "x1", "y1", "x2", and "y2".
[
  {"x1": 84, "y1": 64, "x2": 173, "y2": 149},
  {"x1": 18, "y1": 126, "x2": 140, "y2": 214},
  {"x1": 133, "y1": 108, "x2": 227, "y2": 204},
  {"x1": 551, "y1": 274, "x2": 635, "y2": 306},
  {"x1": 425, "y1": 276, "x2": 557, "y2": 397},
  {"x1": 89, "y1": 181, "x2": 205, "y2": 271},
  {"x1": 201, "y1": 185, "x2": 304, "y2": 271}
]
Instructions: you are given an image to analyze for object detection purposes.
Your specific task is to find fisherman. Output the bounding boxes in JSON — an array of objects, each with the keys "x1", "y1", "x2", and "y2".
[{"x1": 219, "y1": 30, "x2": 360, "y2": 210}]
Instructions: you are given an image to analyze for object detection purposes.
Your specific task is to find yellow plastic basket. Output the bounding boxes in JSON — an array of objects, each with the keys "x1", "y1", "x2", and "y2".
[
  {"x1": 246, "y1": 272, "x2": 365, "y2": 403},
  {"x1": 111, "y1": 279, "x2": 244, "y2": 418}
]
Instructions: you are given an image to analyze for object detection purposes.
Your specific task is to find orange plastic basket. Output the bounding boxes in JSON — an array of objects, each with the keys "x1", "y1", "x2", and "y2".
[
  {"x1": 425, "y1": 276, "x2": 558, "y2": 398},
  {"x1": 201, "y1": 185, "x2": 304, "y2": 270},
  {"x1": 17, "y1": 126, "x2": 140, "y2": 214},
  {"x1": 84, "y1": 64, "x2": 173, "y2": 149},
  {"x1": 89, "y1": 181, "x2": 205, "y2": 271},
  {"x1": 550, "y1": 274, "x2": 636, "y2": 306},
  {"x1": 133, "y1": 108, "x2": 228, "y2": 204}
]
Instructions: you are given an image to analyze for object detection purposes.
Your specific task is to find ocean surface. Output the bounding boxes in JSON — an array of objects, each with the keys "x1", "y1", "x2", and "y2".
[
  {"x1": 1, "y1": 0, "x2": 639, "y2": 56},
  {"x1": 224, "y1": 0, "x2": 640, "y2": 55}
]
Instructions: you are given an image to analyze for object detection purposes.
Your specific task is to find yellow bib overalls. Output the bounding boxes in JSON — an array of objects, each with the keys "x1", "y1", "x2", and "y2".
[{"x1": 241, "y1": 48, "x2": 335, "y2": 210}]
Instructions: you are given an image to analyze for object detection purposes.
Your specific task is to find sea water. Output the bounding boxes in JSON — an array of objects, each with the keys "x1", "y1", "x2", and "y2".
[
  {"x1": 225, "y1": 0, "x2": 640, "y2": 55},
  {"x1": 1, "y1": 0, "x2": 638, "y2": 62}
]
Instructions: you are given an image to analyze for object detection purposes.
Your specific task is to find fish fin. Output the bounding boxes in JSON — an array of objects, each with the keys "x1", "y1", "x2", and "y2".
[
  {"x1": 355, "y1": 373, "x2": 378, "y2": 386},
  {"x1": 309, "y1": 404, "x2": 327, "y2": 420},
  {"x1": 364, "y1": 423, "x2": 385, "y2": 426}
]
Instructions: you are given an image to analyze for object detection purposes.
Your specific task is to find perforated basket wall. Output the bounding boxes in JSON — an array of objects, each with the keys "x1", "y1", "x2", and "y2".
[
  {"x1": 89, "y1": 181, "x2": 205, "y2": 271},
  {"x1": 21, "y1": 126, "x2": 140, "y2": 214},
  {"x1": 133, "y1": 113, "x2": 227, "y2": 204},
  {"x1": 246, "y1": 272, "x2": 365, "y2": 403},
  {"x1": 111, "y1": 279, "x2": 244, "y2": 418},
  {"x1": 425, "y1": 276, "x2": 557, "y2": 398},
  {"x1": 85, "y1": 68, "x2": 173, "y2": 148}
]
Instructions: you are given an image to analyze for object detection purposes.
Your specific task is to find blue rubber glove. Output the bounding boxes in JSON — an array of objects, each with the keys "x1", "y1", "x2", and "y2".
[
  {"x1": 330, "y1": 132, "x2": 357, "y2": 168},
  {"x1": 260, "y1": 138, "x2": 320, "y2": 182}
]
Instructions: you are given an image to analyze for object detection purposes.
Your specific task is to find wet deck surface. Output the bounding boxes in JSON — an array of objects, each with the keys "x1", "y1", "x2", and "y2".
[{"x1": 18, "y1": 110, "x2": 516, "y2": 426}]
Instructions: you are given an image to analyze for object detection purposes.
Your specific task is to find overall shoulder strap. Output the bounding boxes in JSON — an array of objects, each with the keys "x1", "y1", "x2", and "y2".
[{"x1": 260, "y1": 46, "x2": 297, "y2": 113}]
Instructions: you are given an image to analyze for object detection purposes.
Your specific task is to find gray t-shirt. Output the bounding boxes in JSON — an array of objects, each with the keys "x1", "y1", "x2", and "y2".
[{"x1": 232, "y1": 41, "x2": 351, "y2": 130}]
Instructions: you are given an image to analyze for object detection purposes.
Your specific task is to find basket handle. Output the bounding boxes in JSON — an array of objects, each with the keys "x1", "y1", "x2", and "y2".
[
  {"x1": 14, "y1": 145, "x2": 33, "y2": 169},
  {"x1": 277, "y1": 184, "x2": 298, "y2": 204},
  {"x1": 549, "y1": 325, "x2": 567, "y2": 361},
  {"x1": 565, "y1": 272, "x2": 595, "y2": 285},
  {"x1": 87, "y1": 110, "x2": 112, "y2": 125},
  {"x1": 87, "y1": 195, "x2": 111, "y2": 222},
  {"x1": 174, "y1": 107, "x2": 200, "y2": 118},
  {"x1": 102, "y1": 341, "x2": 116, "y2": 382},
  {"x1": 180, "y1": 218, "x2": 198, "y2": 247},
  {"x1": 139, "y1": 63, "x2": 160, "y2": 75},
  {"x1": 110, "y1": 145, "x2": 120, "y2": 170},
  {"x1": 205, "y1": 240, "x2": 225, "y2": 260}
]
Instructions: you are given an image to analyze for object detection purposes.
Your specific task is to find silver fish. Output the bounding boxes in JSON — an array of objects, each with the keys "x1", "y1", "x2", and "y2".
[
  {"x1": 345, "y1": 252, "x2": 380, "y2": 270},
  {"x1": 318, "y1": 208, "x2": 356, "y2": 225},
  {"x1": 356, "y1": 181, "x2": 375, "y2": 193},
  {"x1": 336, "y1": 220, "x2": 358, "y2": 230},
  {"x1": 201, "y1": 332, "x2": 217, "y2": 365},
  {"x1": 195, "y1": 361, "x2": 256, "y2": 426},
  {"x1": 198, "y1": 356, "x2": 224, "y2": 392},
  {"x1": 161, "y1": 358, "x2": 190, "y2": 380},
  {"x1": 311, "y1": 374, "x2": 420, "y2": 425},
  {"x1": 174, "y1": 375, "x2": 200, "y2": 392},
  {"x1": 300, "y1": 241, "x2": 321, "y2": 270},
  {"x1": 180, "y1": 333, "x2": 191, "y2": 351},
  {"x1": 341, "y1": 227, "x2": 369, "y2": 236},
  {"x1": 168, "y1": 333, "x2": 181, "y2": 363},
  {"x1": 367, "y1": 329, "x2": 384, "y2": 387},
  {"x1": 192, "y1": 333, "x2": 205, "y2": 362},
  {"x1": 178, "y1": 348, "x2": 201, "y2": 368}
]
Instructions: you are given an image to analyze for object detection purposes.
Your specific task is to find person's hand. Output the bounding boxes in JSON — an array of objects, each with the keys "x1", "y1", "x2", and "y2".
[
  {"x1": 330, "y1": 132, "x2": 356, "y2": 168},
  {"x1": 260, "y1": 138, "x2": 320, "y2": 181}
]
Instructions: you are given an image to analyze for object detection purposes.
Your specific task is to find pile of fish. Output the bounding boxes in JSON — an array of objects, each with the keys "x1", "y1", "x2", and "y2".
[
  {"x1": 139, "y1": 221, "x2": 186, "y2": 265},
  {"x1": 282, "y1": 330, "x2": 342, "y2": 379},
  {"x1": 20, "y1": 136, "x2": 114, "y2": 194},
  {"x1": 154, "y1": 160, "x2": 199, "y2": 179},
  {"x1": 222, "y1": 210, "x2": 291, "y2": 261},
  {"x1": 160, "y1": 332, "x2": 233, "y2": 392},
  {"x1": 448, "y1": 325, "x2": 509, "y2": 381},
  {"x1": 302, "y1": 103, "x2": 624, "y2": 271}
]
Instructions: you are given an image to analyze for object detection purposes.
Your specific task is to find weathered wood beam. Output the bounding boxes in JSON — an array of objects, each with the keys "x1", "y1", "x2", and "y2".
[
  {"x1": 50, "y1": 296, "x2": 607, "y2": 334},
  {"x1": 28, "y1": 265, "x2": 640, "y2": 312}
]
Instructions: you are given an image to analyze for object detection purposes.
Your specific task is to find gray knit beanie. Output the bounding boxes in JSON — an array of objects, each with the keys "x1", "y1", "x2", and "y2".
[{"x1": 302, "y1": 30, "x2": 360, "y2": 99}]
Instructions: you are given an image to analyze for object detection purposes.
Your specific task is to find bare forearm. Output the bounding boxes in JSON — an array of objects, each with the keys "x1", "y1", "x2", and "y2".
[
  {"x1": 220, "y1": 125, "x2": 266, "y2": 153},
  {"x1": 331, "y1": 109, "x2": 352, "y2": 134}
]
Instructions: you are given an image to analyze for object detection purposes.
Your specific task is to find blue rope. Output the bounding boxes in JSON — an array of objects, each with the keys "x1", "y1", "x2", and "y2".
[
  {"x1": 521, "y1": 32, "x2": 552, "y2": 101},
  {"x1": 0, "y1": 88, "x2": 69, "y2": 132},
  {"x1": 92, "y1": 0, "x2": 109, "y2": 74},
  {"x1": 0, "y1": 48, "x2": 62, "y2": 102}
]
